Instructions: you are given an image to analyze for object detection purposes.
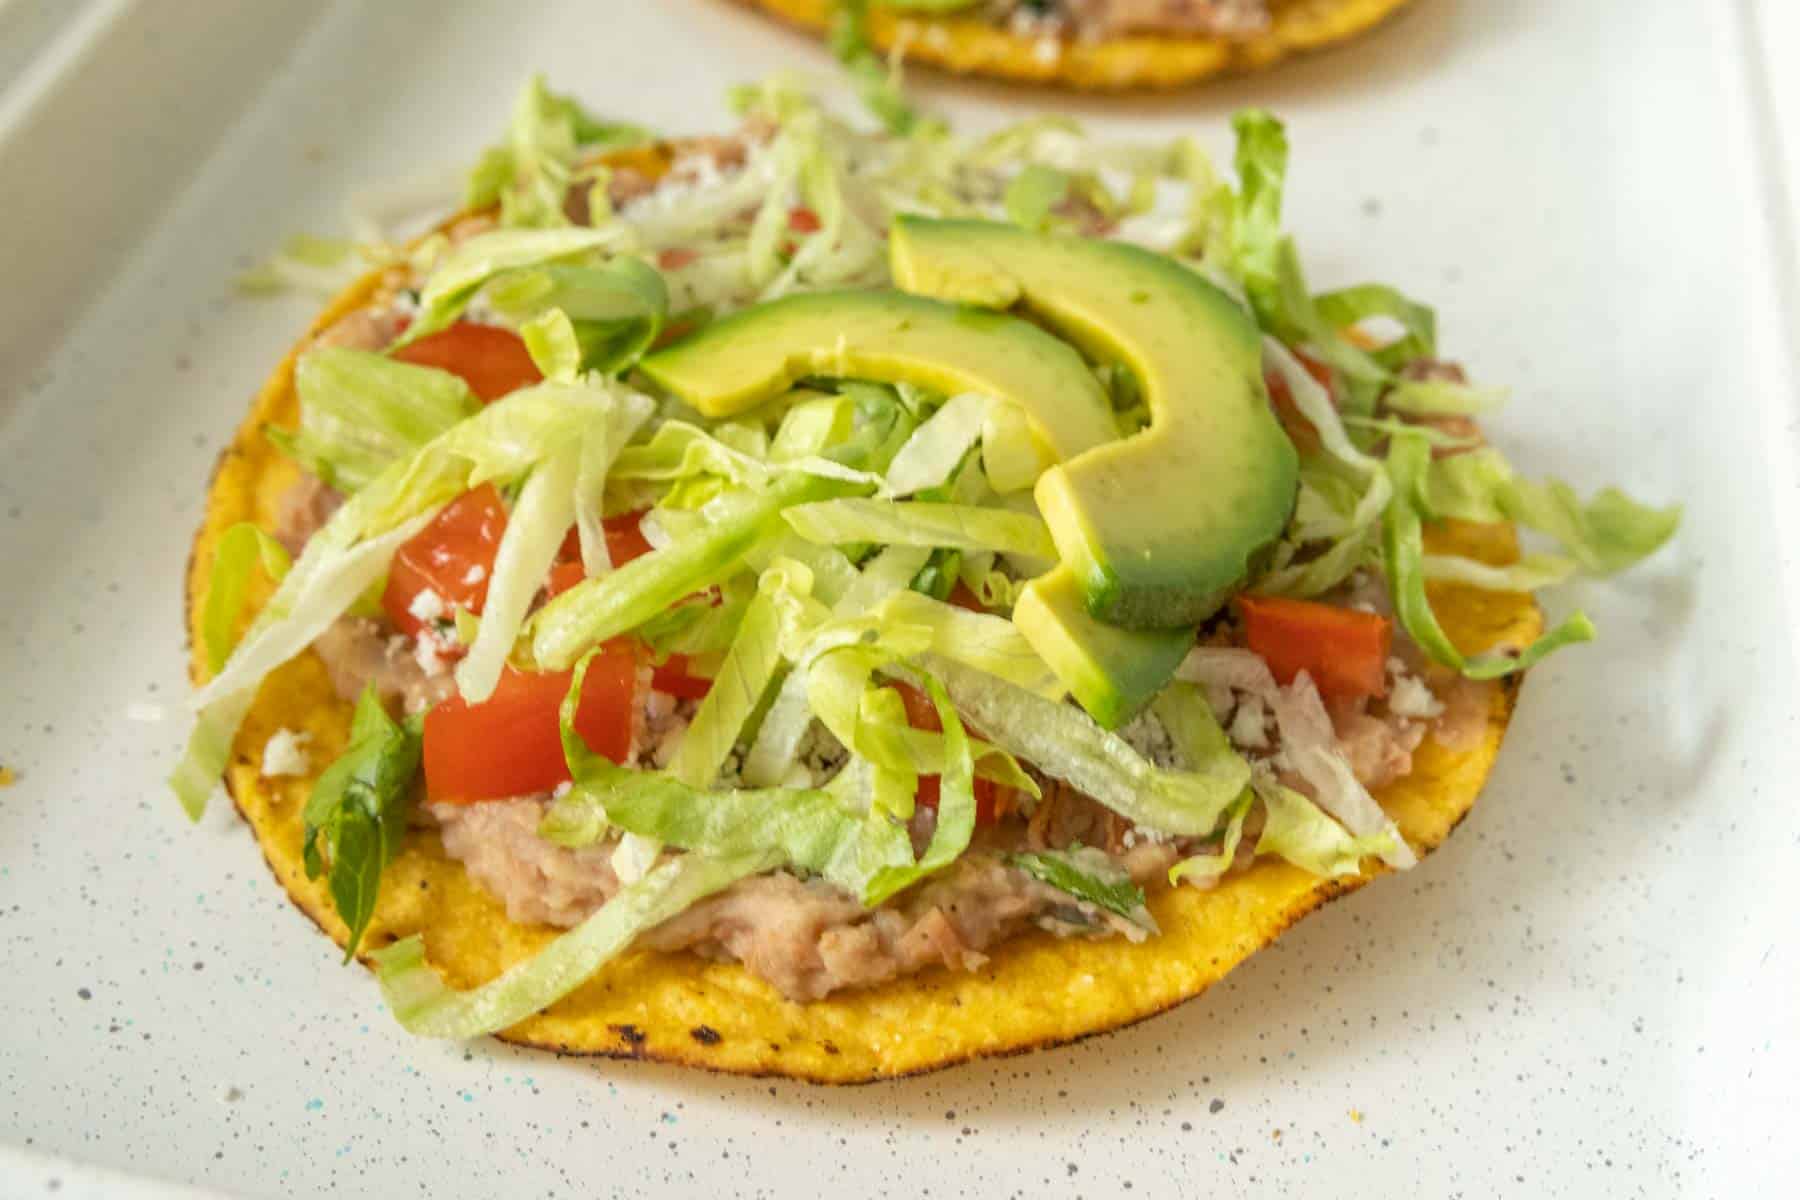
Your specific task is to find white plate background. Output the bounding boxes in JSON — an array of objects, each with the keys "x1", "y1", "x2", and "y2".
[{"x1": 1, "y1": 0, "x2": 1795, "y2": 1195}]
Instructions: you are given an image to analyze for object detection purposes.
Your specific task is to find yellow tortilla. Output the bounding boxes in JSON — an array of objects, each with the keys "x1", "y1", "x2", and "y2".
[
  {"x1": 188, "y1": 266, "x2": 1539, "y2": 1084},
  {"x1": 734, "y1": 0, "x2": 1417, "y2": 90}
]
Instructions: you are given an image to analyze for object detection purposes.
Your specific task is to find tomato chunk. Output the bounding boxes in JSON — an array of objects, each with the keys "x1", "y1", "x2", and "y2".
[
  {"x1": 650, "y1": 654, "x2": 713, "y2": 701},
  {"x1": 892, "y1": 683, "x2": 1008, "y2": 825},
  {"x1": 544, "y1": 560, "x2": 586, "y2": 601},
  {"x1": 657, "y1": 247, "x2": 699, "y2": 271},
  {"x1": 392, "y1": 323, "x2": 541, "y2": 404},
  {"x1": 787, "y1": 206, "x2": 822, "y2": 234},
  {"x1": 382, "y1": 484, "x2": 507, "y2": 639},
  {"x1": 423, "y1": 646, "x2": 642, "y2": 804},
  {"x1": 946, "y1": 581, "x2": 987, "y2": 613},
  {"x1": 1237, "y1": 594, "x2": 1392, "y2": 700},
  {"x1": 555, "y1": 510, "x2": 655, "y2": 572}
]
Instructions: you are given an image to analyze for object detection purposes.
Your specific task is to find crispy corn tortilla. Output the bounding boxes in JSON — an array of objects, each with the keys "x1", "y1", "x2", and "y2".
[
  {"x1": 734, "y1": 0, "x2": 1417, "y2": 90},
  {"x1": 188, "y1": 264, "x2": 1540, "y2": 1084}
]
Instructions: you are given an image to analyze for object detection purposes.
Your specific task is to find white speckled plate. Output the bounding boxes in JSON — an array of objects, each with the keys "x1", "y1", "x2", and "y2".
[{"x1": 3, "y1": 0, "x2": 1796, "y2": 1195}]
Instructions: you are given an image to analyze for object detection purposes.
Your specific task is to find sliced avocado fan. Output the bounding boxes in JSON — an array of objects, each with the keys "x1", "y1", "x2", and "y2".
[
  {"x1": 890, "y1": 216, "x2": 1298, "y2": 630},
  {"x1": 637, "y1": 289, "x2": 1117, "y2": 463}
]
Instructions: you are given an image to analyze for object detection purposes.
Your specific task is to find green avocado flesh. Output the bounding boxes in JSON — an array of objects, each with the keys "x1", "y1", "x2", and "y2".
[
  {"x1": 1013, "y1": 565, "x2": 1195, "y2": 729},
  {"x1": 890, "y1": 216, "x2": 1298, "y2": 630},
  {"x1": 636, "y1": 290, "x2": 1117, "y2": 463}
]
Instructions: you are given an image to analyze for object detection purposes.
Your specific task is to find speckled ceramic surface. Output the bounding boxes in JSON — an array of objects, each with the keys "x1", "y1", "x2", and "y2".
[{"x1": 2, "y1": 0, "x2": 1796, "y2": 1195}]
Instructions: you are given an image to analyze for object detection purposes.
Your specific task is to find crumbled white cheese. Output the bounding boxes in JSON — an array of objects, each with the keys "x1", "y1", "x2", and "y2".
[
  {"x1": 462, "y1": 564, "x2": 486, "y2": 586},
  {"x1": 413, "y1": 633, "x2": 449, "y2": 676},
  {"x1": 261, "y1": 728, "x2": 313, "y2": 778},
  {"x1": 1033, "y1": 36, "x2": 1061, "y2": 65},
  {"x1": 407, "y1": 588, "x2": 446, "y2": 623},
  {"x1": 1388, "y1": 673, "x2": 1444, "y2": 720},
  {"x1": 550, "y1": 780, "x2": 573, "y2": 800}
]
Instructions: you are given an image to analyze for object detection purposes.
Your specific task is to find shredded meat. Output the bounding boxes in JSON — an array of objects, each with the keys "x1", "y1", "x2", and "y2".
[{"x1": 1327, "y1": 696, "x2": 1427, "y2": 791}]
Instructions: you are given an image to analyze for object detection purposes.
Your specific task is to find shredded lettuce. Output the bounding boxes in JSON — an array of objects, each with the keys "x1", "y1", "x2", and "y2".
[
  {"x1": 1003, "y1": 165, "x2": 1071, "y2": 233},
  {"x1": 455, "y1": 446, "x2": 577, "y2": 703},
  {"x1": 456, "y1": 379, "x2": 654, "y2": 701},
  {"x1": 169, "y1": 688, "x2": 258, "y2": 821},
  {"x1": 520, "y1": 308, "x2": 582, "y2": 382},
  {"x1": 1255, "y1": 337, "x2": 1392, "y2": 597},
  {"x1": 1254, "y1": 778, "x2": 1396, "y2": 878},
  {"x1": 783, "y1": 499, "x2": 1056, "y2": 560},
  {"x1": 1222, "y1": 111, "x2": 1414, "y2": 409},
  {"x1": 553, "y1": 652, "x2": 974, "y2": 907},
  {"x1": 273, "y1": 348, "x2": 478, "y2": 493},
  {"x1": 920, "y1": 654, "x2": 1246, "y2": 837},
  {"x1": 200, "y1": 524, "x2": 292, "y2": 674},
  {"x1": 532, "y1": 472, "x2": 869, "y2": 670},
  {"x1": 665, "y1": 584, "x2": 785, "y2": 788},
  {"x1": 487, "y1": 259, "x2": 668, "y2": 375},
  {"x1": 373, "y1": 849, "x2": 775, "y2": 1038},
  {"x1": 466, "y1": 74, "x2": 651, "y2": 227},
  {"x1": 1384, "y1": 378, "x2": 1507, "y2": 417},
  {"x1": 884, "y1": 392, "x2": 988, "y2": 495},
  {"x1": 1497, "y1": 476, "x2": 1682, "y2": 577},
  {"x1": 1383, "y1": 431, "x2": 1598, "y2": 679},
  {"x1": 402, "y1": 227, "x2": 628, "y2": 344},
  {"x1": 1168, "y1": 792, "x2": 1253, "y2": 887},
  {"x1": 770, "y1": 393, "x2": 855, "y2": 462},
  {"x1": 176, "y1": 383, "x2": 624, "y2": 815},
  {"x1": 1423, "y1": 552, "x2": 1577, "y2": 592},
  {"x1": 1312, "y1": 283, "x2": 1436, "y2": 370},
  {"x1": 1264, "y1": 672, "x2": 1415, "y2": 869},
  {"x1": 828, "y1": 0, "x2": 919, "y2": 135},
  {"x1": 301, "y1": 686, "x2": 422, "y2": 961}
]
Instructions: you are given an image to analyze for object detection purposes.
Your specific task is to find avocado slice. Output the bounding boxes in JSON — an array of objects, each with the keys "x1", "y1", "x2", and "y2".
[
  {"x1": 1014, "y1": 565, "x2": 1194, "y2": 729},
  {"x1": 637, "y1": 290, "x2": 1117, "y2": 464},
  {"x1": 890, "y1": 216, "x2": 1298, "y2": 629}
]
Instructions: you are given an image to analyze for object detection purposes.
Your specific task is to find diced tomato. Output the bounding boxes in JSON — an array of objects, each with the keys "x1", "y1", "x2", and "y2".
[
  {"x1": 1237, "y1": 593, "x2": 1392, "y2": 700},
  {"x1": 892, "y1": 682, "x2": 1008, "y2": 825},
  {"x1": 392, "y1": 323, "x2": 542, "y2": 404},
  {"x1": 555, "y1": 510, "x2": 655, "y2": 573},
  {"x1": 602, "y1": 510, "x2": 655, "y2": 564},
  {"x1": 544, "y1": 560, "x2": 586, "y2": 600},
  {"x1": 946, "y1": 581, "x2": 986, "y2": 613},
  {"x1": 423, "y1": 644, "x2": 642, "y2": 804},
  {"x1": 381, "y1": 484, "x2": 507, "y2": 639},
  {"x1": 657, "y1": 247, "x2": 699, "y2": 271},
  {"x1": 787, "y1": 206, "x2": 821, "y2": 234},
  {"x1": 650, "y1": 654, "x2": 713, "y2": 701}
]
